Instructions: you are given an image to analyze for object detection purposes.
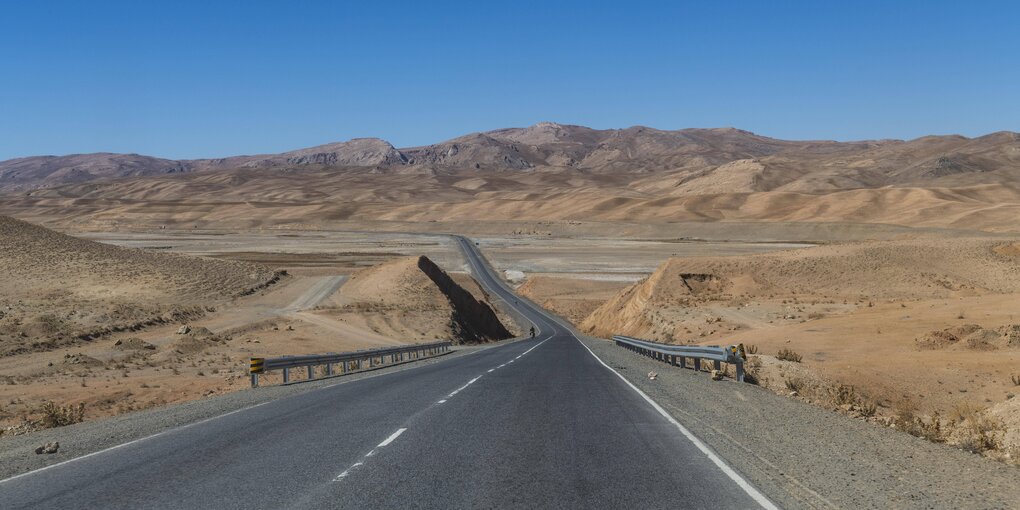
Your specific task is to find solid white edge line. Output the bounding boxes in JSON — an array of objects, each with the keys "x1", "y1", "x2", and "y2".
[
  {"x1": 464, "y1": 237, "x2": 776, "y2": 506},
  {"x1": 574, "y1": 336, "x2": 780, "y2": 510},
  {"x1": 0, "y1": 401, "x2": 270, "y2": 486},
  {"x1": 472, "y1": 238, "x2": 775, "y2": 506},
  {"x1": 377, "y1": 428, "x2": 407, "y2": 448}
]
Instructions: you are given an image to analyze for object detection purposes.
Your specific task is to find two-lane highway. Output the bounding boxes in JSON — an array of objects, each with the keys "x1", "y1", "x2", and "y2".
[{"x1": 0, "y1": 237, "x2": 775, "y2": 509}]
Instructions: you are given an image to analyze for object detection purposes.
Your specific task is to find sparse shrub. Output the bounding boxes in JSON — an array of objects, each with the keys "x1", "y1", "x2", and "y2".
[
  {"x1": 776, "y1": 348, "x2": 802, "y2": 363},
  {"x1": 34, "y1": 314, "x2": 68, "y2": 335},
  {"x1": 807, "y1": 312, "x2": 825, "y2": 320},
  {"x1": 745, "y1": 344, "x2": 759, "y2": 355},
  {"x1": 953, "y1": 412, "x2": 1003, "y2": 454},
  {"x1": 742, "y1": 355, "x2": 762, "y2": 385},
  {"x1": 1011, "y1": 374, "x2": 1020, "y2": 386},
  {"x1": 828, "y1": 384, "x2": 858, "y2": 407},
  {"x1": 895, "y1": 403, "x2": 944, "y2": 443},
  {"x1": 859, "y1": 401, "x2": 877, "y2": 418},
  {"x1": 39, "y1": 401, "x2": 85, "y2": 428},
  {"x1": 785, "y1": 377, "x2": 805, "y2": 393}
]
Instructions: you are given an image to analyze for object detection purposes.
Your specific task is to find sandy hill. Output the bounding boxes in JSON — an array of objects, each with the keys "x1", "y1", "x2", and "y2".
[
  {"x1": 0, "y1": 216, "x2": 280, "y2": 355},
  {"x1": 581, "y1": 238, "x2": 1020, "y2": 340},
  {"x1": 4, "y1": 123, "x2": 1020, "y2": 232},
  {"x1": 335, "y1": 255, "x2": 512, "y2": 344},
  {"x1": 577, "y1": 237, "x2": 1020, "y2": 462}
]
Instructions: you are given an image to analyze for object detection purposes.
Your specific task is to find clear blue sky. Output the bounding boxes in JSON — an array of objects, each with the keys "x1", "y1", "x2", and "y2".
[{"x1": 1, "y1": 0, "x2": 1017, "y2": 160}]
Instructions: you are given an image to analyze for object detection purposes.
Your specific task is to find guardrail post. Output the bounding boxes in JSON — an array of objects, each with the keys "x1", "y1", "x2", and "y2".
[
  {"x1": 735, "y1": 359, "x2": 745, "y2": 383},
  {"x1": 326, "y1": 363, "x2": 333, "y2": 376},
  {"x1": 308, "y1": 365, "x2": 314, "y2": 380},
  {"x1": 283, "y1": 367, "x2": 290, "y2": 383},
  {"x1": 693, "y1": 359, "x2": 701, "y2": 371},
  {"x1": 678, "y1": 356, "x2": 685, "y2": 368},
  {"x1": 713, "y1": 360, "x2": 721, "y2": 371},
  {"x1": 250, "y1": 373, "x2": 258, "y2": 388}
]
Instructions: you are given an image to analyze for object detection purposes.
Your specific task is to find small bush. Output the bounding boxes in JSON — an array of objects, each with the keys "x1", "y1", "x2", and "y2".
[
  {"x1": 953, "y1": 411, "x2": 1003, "y2": 454},
  {"x1": 859, "y1": 401, "x2": 877, "y2": 418},
  {"x1": 745, "y1": 344, "x2": 759, "y2": 355},
  {"x1": 895, "y1": 404, "x2": 944, "y2": 443},
  {"x1": 1011, "y1": 374, "x2": 1020, "y2": 386},
  {"x1": 743, "y1": 355, "x2": 762, "y2": 385},
  {"x1": 39, "y1": 401, "x2": 85, "y2": 428},
  {"x1": 776, "y1": 348, "x2": 802, "y2": 363},
  {"x1": 785, "y1": 377, "x2": 805, "y2": 393},
  {"x1": 807, "y1": 312, "x2": 826, "y2": 320},
  {"x1": 828, "y1": 384, "x2": 858, "y2": 407}
]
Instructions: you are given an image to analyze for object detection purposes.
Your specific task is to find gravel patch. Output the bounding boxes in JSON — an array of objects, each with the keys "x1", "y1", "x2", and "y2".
[
  {"x1": 579, "y1": 336, "x2": 1020, "y2": 509},
  {"x1": 0, "y1": 338, "x2": 522, "y2": 480}
]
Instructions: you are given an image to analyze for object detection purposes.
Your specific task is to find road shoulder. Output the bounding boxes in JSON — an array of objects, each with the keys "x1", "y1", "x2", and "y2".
[
  {"x1": 577, "y1": 335, "x2": 1020, "y2": 510},
  {"x1": 0, "y1": 337, "x2": 525, "y2": 480}
]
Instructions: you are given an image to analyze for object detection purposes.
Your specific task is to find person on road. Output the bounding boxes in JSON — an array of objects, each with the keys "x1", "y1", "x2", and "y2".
[{"x1": 529, "y1": 326, "x2": 535, "y2": 338}]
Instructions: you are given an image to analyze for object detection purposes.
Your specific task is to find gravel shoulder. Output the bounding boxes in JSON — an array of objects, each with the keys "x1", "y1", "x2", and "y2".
[
  {"x1": 578, "y1": 335, "x2": 1020, "y2": 510},
  {"x1": 0, "y1": 337, "x2": 523, "y2": 480}
]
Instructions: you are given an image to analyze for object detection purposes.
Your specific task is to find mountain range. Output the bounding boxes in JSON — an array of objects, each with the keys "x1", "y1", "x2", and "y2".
[{"x1": 3, "y1": 122, "x2": 1018, "y2": 194}]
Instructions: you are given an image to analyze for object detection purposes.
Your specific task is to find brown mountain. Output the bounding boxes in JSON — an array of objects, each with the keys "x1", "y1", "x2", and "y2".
[
  {"x1": 3, "y1": 123, "x2": 1020, "y2": 232},
  {"x1": 5, "y1": 123, "x2": 1017, "y2": 193}
]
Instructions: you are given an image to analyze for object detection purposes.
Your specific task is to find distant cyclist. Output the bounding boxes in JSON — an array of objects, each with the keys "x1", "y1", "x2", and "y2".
[{"x1": 529, "y1": 326, "x2": 536, "y2": 338}]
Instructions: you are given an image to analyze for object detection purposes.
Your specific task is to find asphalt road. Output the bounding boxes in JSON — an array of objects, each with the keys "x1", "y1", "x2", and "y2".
[{"x1": 0, "y1": 238, "x2": 775, "y2": 509}]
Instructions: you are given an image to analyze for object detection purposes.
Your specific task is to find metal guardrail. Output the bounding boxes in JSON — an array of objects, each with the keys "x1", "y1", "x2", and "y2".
[
  {"x1": 612, "y1": 335, "x2": 747, "y2": 383},
  {"x1": 248, "y1": 341, "x2": 452, "y2": 387}
]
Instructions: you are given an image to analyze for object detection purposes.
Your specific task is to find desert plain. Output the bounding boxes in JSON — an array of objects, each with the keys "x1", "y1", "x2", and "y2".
[{"x1": 2, "y1": 123, "x2": 1020, "y2": 463}]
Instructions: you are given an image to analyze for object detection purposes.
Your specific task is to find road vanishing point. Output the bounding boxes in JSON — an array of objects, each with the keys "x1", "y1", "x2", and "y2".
[{"x1": 0, "y1": 236, "x2": 776, "y2": 509}]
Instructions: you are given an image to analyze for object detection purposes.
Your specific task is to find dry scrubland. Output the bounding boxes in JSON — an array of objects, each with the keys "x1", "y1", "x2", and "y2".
[
  {"x1": 0, "y1": 218, "x2": 511, "y2": 435},
  {"x1": 0, "y1": 216, "x2": 280, "y2": 356},
  {"x1": 578, "y1": 238, "x2": 1020, "y2": 463},
  {"x1": 4, "y1": 122, "x2": 1020, "y2": 476}
]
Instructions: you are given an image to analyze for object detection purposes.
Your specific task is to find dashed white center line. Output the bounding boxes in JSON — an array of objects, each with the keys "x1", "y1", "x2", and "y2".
[
  {"x1": 447, "y1": 376, "x2": 482, "y2": 398},
  {"x1": 377, "y1": 428, "x2": 407, "y2": 447},
  {"x1": 334, "y1": 462, "x2": 363, "y2": 481},
  {"x1": 333, "y1": 427, "x2": 408, "y2": 482}
]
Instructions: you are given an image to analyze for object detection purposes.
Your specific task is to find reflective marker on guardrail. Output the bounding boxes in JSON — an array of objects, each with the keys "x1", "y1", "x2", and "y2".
[{"x1": 249, "y1": 358, "x2": 265, "y2": 373}]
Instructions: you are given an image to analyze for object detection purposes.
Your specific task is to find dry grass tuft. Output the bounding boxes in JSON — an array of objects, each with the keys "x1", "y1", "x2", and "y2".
[
  {"x1": 785, "y1": 377, "x2": 805, "y2": 393},
  {"x1": 39, "y1": 401, "x2": 85, "y2": 428},
  {"x1": 776, "y1": 348, "x2": 802, "y2": 363}
]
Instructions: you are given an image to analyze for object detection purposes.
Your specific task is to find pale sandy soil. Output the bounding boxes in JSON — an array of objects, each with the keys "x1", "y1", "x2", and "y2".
[
  {"x1": 0, "y1": 224, "x2": 513, "y2": 433},
  {"x1": 516, "y1": 275, "x2": 632, "y2": 325},
  {"x1": 6, "y1": 217, "x2": 1020, "y2": 464},
  {"x1": 578, "y1": 237, "x2": 1020, "y2": 462}
]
